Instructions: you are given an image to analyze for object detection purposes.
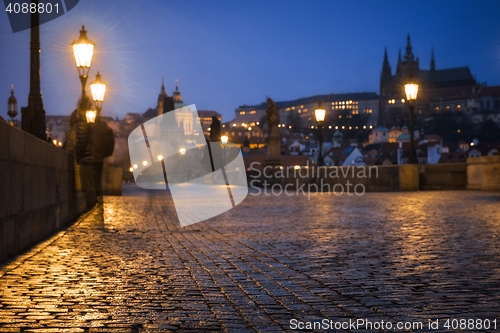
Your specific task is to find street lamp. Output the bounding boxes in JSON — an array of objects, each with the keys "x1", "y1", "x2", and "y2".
[
  {"x1": 404, "y1": 78, "x2": 419, "y2": 164},
  {"x1": 221, "y1": 135, "x2": 228, "y2": 144},
  {"x1": 90, "y1": 71, "x2": 106, "y2": 117},
  {"x1": 314, "y1": 102, "x2": 326, "y2": 166},
  {"x1": 85, "y1": 106, "x2": 97, "y2": 124},
  {"x1": 71, "y1": 26, "x2": 94, "y2": 97}
]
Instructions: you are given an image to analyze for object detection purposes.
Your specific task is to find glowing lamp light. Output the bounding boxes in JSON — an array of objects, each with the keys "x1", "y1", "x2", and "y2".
[
  {"x1": 71, "y1": 26, "x2": 94, "y2": 77},
  {"x1": 294, "y1": 165, "x2": 300, "y2": 170},
  {"x1": 314, "y1": 102, "x2": 326, "y2": 122},
  {"x1": 90, "y1": 72, "x2": 106, "y2": 109},
  {"x1": 52, "y1": 139, "x2": 57, "y2": 145},
  {"x1": 142, "y1": 160, "x2": 148, "y2": 166},
  {"x1": 133, "y1": 164, "x2": 138, "y2": 169},
  {"x1": 129, "y1": 167, "x2": 134, "y2": 172},
  {"x1": 179, "y1": 148, "x2": 186, "y2": 155},
  {"x1": 157, "y1": 155, "x2": 163, "y2": 161},
  {"x1": 404, "y1": 83, "x2": 419, "y2": 101},
  {"x1": 85, "y1": 108, "x2": 97, "y2": 123},
  {"x1": 221, "y1": 135, "x2": 229, "y2": 144}
]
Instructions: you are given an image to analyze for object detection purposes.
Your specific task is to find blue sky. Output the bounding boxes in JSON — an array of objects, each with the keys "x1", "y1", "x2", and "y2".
[{"x1": 1, "y1": 0, "x2": 500, "y2": 122}]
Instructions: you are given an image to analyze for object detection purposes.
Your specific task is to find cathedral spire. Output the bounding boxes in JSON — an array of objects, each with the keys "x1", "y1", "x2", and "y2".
[
  {"x1": 160, "y1": 77, "x2": 166, "y2": 95},
  {"x1": 430, "y1": 46, "x2": 435, "y2": 71},
  {"x1": 381, "y1": 47, "x2": 392, "y2": 81},
  {"x1": 404, "y1": 33, "x2": 414, "y2": 62},
  {"x1": 383, "y1": 47, "x2": 390, "y2": 67},
  {"x1": 398, "y1": 48, "x2": 402, "y2": 63}
]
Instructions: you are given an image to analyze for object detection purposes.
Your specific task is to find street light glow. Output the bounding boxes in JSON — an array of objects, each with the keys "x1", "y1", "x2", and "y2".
[
  {"x1": 85, "y1": 109, "x2": 97, "y2": 123},
  {"x1": 404, "y1": 83, "x2": 419, "y2": 101},
  {"x1": 90, "y1": 72, "x2": 106, "y2": 109},
  {"x1": 157, "y1": 155, "x2": 163, "y2": 161},
  {"x1": 71, "y1": 26, "x2": 94, "y2": 75},
  {"x1": 314, "y1": 102, "x2": 326, "y2": 122},
  {"x1": 179, "y1": 148, "x2": 186, "y2": 155},
  {"x1": 221, "y1": 135, "x2": 228, "y2": 144},
  {"x1": 142, "y1": 160, "x2": 148, "y2": 166}
]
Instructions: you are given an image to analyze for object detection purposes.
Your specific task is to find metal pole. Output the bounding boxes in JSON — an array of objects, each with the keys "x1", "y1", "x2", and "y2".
[
  {"x1": 409, "y1": 104, "x2": 417, "y2": 164},
  {"x1": 80, "y1": 75, "x2": 88, "y2": 98},
  {"x1": 317, "y1": 123, "x2": 324, "y2": 166}
]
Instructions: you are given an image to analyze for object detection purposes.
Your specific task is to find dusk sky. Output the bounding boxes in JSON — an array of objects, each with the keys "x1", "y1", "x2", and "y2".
[{"x1": 1, "y1": 0, "x2": 500, "y2": 122}]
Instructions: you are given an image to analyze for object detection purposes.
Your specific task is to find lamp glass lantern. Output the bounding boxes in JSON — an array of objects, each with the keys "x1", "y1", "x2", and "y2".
[
  {"x1": 221, "y1": 135, "x2": 229, "y2": 144},
  {"x1": 404, "y1": 83, "x2": 419, "y2": 101},
  {"x1": 314, "y1": 102, "x2": 326, "y2": 123},
  {"x1": 71, "y1": 26, "x2": 95, "y2": 78},
  {"x1": 90, "y1": 71, "x2": 106, "y2": 109},
  {"x1": 86, "y1": 107, "x2": 97, "y2": 124}
]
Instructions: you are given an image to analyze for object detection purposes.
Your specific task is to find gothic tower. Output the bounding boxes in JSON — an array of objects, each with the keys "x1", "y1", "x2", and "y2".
[
  {"x1": 396, "y1": 34, "x2": 419, "y2": 79},
  {"x1": 378, "y1": 47, "x2": 392, "y2": 127},
  {"x1": 173, "y1": 79, "x2": 183, "y2": 104},
  {"x1": 156, "y1": 78, "x2": 168, "y2": 116}
]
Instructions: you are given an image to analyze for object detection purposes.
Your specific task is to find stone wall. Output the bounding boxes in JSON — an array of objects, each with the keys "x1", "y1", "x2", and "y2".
[
  {"x1": 0, "y1": 122, "x2": 86, "y2": 263},
  {"x1": 419, "y1": 163, "x2": 467, "y2": 190},
  {"x1": 246, "y1": 163, "x2": 468, "y2": 192},
  {"x1": 467, "y1": 155, "x2": 500, "y2": 191}
]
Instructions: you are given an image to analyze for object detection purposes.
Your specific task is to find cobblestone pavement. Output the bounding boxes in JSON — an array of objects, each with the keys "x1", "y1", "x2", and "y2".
[{"x1": 1, "y1": 185, "x2": 500, "y2": 332}]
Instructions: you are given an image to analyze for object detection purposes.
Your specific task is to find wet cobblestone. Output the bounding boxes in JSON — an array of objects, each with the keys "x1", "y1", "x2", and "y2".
[{"x1": 1, "y1": 185, "x2": 500, "y2": 332}]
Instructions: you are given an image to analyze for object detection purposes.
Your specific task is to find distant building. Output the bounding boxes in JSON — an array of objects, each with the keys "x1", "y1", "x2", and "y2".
[
  {"x1": 235, "y1": 92, "x2": 379, "y2": 130},
  {"x1": 156, "y1": 79, "x2": 187, "y2": 116},
  {"x1": 379, "y1": 34, "x2": 477, "y2": 129}
]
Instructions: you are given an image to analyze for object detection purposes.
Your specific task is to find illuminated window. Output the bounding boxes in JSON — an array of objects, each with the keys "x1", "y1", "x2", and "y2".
[
  {"x1": 291, "y1": 106, "x2": 295, "y2": 110},
  {"x1": 239, "y1": 111, "x2": 245, "y2": 115},
  {"x1": 456, "y1": 104, "x2": 461, "y2": 111},
  {"x1": 434, "y1": 106, "x2": 440, "y2": 112},
  {"x1": 364, "y1": 109, "x2": 372, "y2": 114},
  {"x1": 352, "y1": 110, "x2": 358, "y2": 115},
  {"x1": 300, "y1": 105, "x2": 304, "y2": 108},
  {"x1": 338, "y1": 115, "x2": 342, "y2": 119},
  {"x1": 249, "y1": 110, "x2": 256, "y2": 114},
  {"x1": 303, "y1": 109, "x2": 308, "y2": 112},
  {"x1": 445, "y1": 105, "x2": 450, "y2": 111},
  {"x1": 285, "y1": 107, "x2": 290, "y2": 111}
]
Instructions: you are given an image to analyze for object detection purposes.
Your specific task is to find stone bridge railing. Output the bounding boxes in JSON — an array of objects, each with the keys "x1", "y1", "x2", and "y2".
[{"x1": 0, "y1": 121, "x2": 86, "y2": 263}]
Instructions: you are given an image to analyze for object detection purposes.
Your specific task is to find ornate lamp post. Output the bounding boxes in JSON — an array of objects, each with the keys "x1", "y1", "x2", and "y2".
[
  {"x1": 404, "y1": 78, "x2": 419, "y2": 164},
  {"x1": 71, "y1": 26, "x2": 94, "y2": 97},
  {"x1": 314, "y1": 102, "x2": 326, "y2": 166},
  {"x1": 7, "y1": 85, "x2": 18, "y2": 126}
]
